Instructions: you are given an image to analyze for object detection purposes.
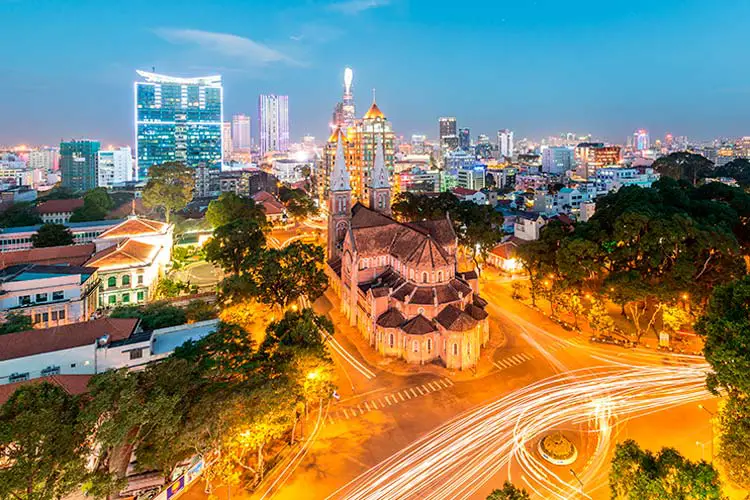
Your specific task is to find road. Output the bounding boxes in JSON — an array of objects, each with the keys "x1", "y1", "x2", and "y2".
[{"x1": 255, "y1": 269, "x2": 720, "y2": 500}]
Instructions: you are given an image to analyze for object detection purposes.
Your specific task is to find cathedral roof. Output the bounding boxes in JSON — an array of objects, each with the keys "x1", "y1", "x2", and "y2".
[
  {"x1": 401, "y1": 315, "x2": 437, "y2": 335},
  {"x1": 436, "y1": 304, "x2": 478, "y2": 332},
  {"x1": 364, "y1": 101, "x2": 385, "y2": 120},
  {"x1": 376, "y1": 308, "x2": 406, "y2": 328}
]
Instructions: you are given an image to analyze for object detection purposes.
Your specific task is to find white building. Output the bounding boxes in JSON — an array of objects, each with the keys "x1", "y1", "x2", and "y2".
[
  {"x1": 28, "y1": 148, "x2": 59, "y2": 171},
  {"x1": 86, "y1": 217, "x2": 174, "y2": 307},
  {"x1": 580, "y1": 201, "x2": 596, "y2": 222},
  {"x1": 514, "y1": 213, "x2": 547, "y2": 241},
  {"x1": 0, "y1": 219, "x2": 122, "y2": 253},
  {"x1": 0, "y1": 264, "x2": 99, "y2": 328},
  {"x1": 542, "y1": 147, "x2": 575, "y2": 174},
  {"x1": 452, "y1": 187, "x2": 488, "y2": 205},
  {"x1": 258, "y1": 94, "x2": 290, "y2": 156},
  {"x1": 36, "y1": 198, "x2": 84, "y2": 225},
  {"x1": 97, "y1": 147, "x2": 133, "y2": 188},
  {"x1": 498, "y1": 129, "x2": 514, "y2": 159},
  {"x1": 232, "y1": 113, "x2": 252, "y2": 150},
  {"x1": 271, "y1": 158, "x2": 310, "y2": 184},
  {"x1": 0, "y1": 318, "x2": 218, "y2": 385},
  {"x1": 595, "y1": 167, "x2": 659, "y2": 193},
  {"x1": 457, "y1": 166, "x2": 486, "y2": 191}
]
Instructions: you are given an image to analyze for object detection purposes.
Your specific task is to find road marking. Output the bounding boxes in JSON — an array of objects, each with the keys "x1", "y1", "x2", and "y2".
[
  {"x1": 493, "y1": 361, "x2": 505, "y2": 370},
  {"x1": 364, "y1": 402, "x2": 371, "y2": 411},
  {"x1": 357, "y1": 405, "x2": 364, "y2": 415},
  {"x1": 343, "y1": 409, "x2": 350, "y2": 419},
  {"x1": 371, "y1": 400, "x2": 379, "y2": 410},
  {"x1": 443, "y1": 378, "x2": 454, "y2": 386},
  {"x1": 421, "y1": 384, "x2": 431, "y2": 393},
  {"x1": 398, "y1": 392, "x2": 406, "y2": 401},
  {"x1": 428, "y1": 382, "x2": 439, "y2": 391},
  {"x1": 409, "y1": 388, "x2": 418, "y2": 398},
  {"x1": 415, "y1": 386, "x2": 425, "y2": 395},
  {"x1": 510, "y1": 354, "x2": 525, "y2": 364}
]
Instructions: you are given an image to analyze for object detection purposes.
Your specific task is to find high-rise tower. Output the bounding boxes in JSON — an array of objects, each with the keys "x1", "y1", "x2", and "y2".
[
  {"x1": 258, "y1": 94, "x2": 289, "y2": 157},
  {"x1": 342, "y1": 67, "x2": 356, "y2": 128}
]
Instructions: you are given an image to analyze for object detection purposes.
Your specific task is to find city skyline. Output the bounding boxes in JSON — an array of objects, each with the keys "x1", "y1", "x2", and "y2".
[{"x1": 3, "y1": 0, "x2": 750, "y2": 145}]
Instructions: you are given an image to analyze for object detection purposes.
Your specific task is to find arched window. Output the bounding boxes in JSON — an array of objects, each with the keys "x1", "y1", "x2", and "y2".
[
  {"x1": 413, "y1": 341, "x2": 419, "y2": 353},
  {"x1": 427, "y1": 338, "x2": 433, "y2": 353},
  {"x1": 107, "y1": 276, "x2": 116, "y2": 288},
  {"x1": 438, "y1": 271, "x2": 444, "y2": 282},
  {"x1": 122, "y1": 275, "x2": 130, "y2": 286},
  {"x1": 453, "y1": 343, "x2": 458, "y2": 356},
  {"x1": 389, "y1": 333, "x2": 394, "y2": 347},
  {"x1": 422, "y1": 272, "x2": 428, "y2": 283}
]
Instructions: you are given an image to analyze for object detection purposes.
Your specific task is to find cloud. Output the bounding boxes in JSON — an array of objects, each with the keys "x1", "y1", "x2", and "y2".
[
  {"x1": 154, "y1": 28, "x2": 304, "y2": 67},
  {"x1": 327, "y1": 0, "x2": 390, "y2": 15}
]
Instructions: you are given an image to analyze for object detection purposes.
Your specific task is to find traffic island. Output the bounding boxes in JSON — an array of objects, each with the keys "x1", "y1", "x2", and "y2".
[{"x1": 538, "y1": 431, "x2": 578, "y2": 466}]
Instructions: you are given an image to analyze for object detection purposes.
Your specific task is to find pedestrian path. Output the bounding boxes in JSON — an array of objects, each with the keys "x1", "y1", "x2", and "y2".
[
  {"x1": 326, "y1": 378, "x2": 455, "y2": 424},
  {"x1": 492, "y1": 352, "x2": 534, "y2": 371}
]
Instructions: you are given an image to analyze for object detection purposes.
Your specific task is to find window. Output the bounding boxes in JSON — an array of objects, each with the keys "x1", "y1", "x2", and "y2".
[
  {"x1": 122, "y1": 293, "x2": 130, "y2": 303},
  {"x1": 129, "y1": 348, "x2": 144, "y2": 360},
  {"x1": 453, "y1": 343, "x2": 458, "y2": 356},
  {"x1": 137, "y1": 275, "x2": 144, "y2": 285},
  {"x1": 389, "y1": 333, "x2": 395, "y2": 348},
  {"x1": 422, "y1": 272, "x2": 428, "y2": 283},
  {"x1": 8, "y1": 373, "x2": 29, "y2": 383},
  {"x1": 108, "y1": 295, "x2": 116, "y2": 305},
  {"x1": 427, "y1": 338, "x2": 433, "y2": 353},
  {"x1": 413, "y1": 341, "x2": 419, "y2": 353},
  {"x1": 51, "y1": 311, "x2": 58, "y2": 321},
  {"x1": 33, "y1": 292, "x2": 47, "y2": 303},
  {"x1": 58, "y1": 310, "x2": 65, "y2": 320},
  {"x1": 467, "y1": 343, "x2": 471, "y2": 355},
  {"x1": 122, "y1": 275, "x2": 131, "y2": 286},
  {"x1": 137, "y1": 291, "x2": 145, "y2": 302},
  {"x1": 18, "y1": 295, "x2": 30, "y2": 306},
  {"x1": 52, "y1": 291, "x2": 64, "y2": 301},
  {"x1": 438, "y1": 271, "x2": 444, "y2": 282},
  {"x1": 41, "y1": 366, "x2": 60, "y2": 376},
  {"x1": 42, "y1": 312, "x2": 48, "y2": 322},
  {"x1": 34, "y1": 313, "x2": 41, "y2": 324},
  {"x1": 108, "y1": 276, "x2": 117, "y2": 288}
]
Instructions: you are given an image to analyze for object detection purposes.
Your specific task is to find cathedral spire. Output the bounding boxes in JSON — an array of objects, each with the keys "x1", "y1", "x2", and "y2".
[
  {"x1": 330, "y1": 131, "x2": 351, "y2": 192},
  {"x1": 370, "y1": 135, "x2": 389, "y2": 190}
]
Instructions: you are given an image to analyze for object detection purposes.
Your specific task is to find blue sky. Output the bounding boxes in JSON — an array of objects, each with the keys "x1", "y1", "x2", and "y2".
[{"x1": 2, "y1": 0, "x2": 750, "y2": 146}]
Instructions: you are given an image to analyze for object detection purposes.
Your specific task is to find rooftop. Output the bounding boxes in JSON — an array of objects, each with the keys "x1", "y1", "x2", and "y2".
[
  {"x1": 97, "y1": 217, "x2": 170, "y2": 239},
  {"x1": 85, "y1": 239, "x2": 160, "y2": 270},
  {"x1": 0, "y1": 264, "x2": 96, "y2": 284},
  {"x1": 0, "y1": 375, "x2": 92, "y2": 405},
  {"x1": 36, "y1": 198, "x2": 84, "y2": 214},
  {"x1": 0, "y1": 317, "x2": 139, "y2": 361},
  {"x1": 0, "y1": 219, "x2": 124, "y2": 235},
  {"x1": 0, "y1": 244, "x2": 96, "y2": 267}
]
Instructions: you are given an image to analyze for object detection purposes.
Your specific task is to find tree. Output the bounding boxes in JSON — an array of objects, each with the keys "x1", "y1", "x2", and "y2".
[
  {"x1": 712, "y1": 158, "x2": 750, "y2": 188},
  {"x1": 69, "y1": 188, "x2": 114, "y2": 222},
  {"x1": 31, "y1": 223, "x2": 74, "y2": 248},
  {"x1": 110, "y1": 302, "x2": 187, "y2": 330},
  {"x1": 279, "y1": 187, "x2": 317, "y2": 224},
  {"x1": 696, "y1": 275, "x2": 750, "y2": 397},
  {"x1": 185, "y1": 299, "x2": 217, "y2": 323},
  {"x1": 206, "y1": 193, "x2": 267, "y2": 230},
  {"x1": 42, "y1": 186, "x2": 78, "y2": 200},
  {"x1": 587, "y1": 298, "x2": 614, "y2": 335},
  {"x1": 652, "y1": 152, "x2": 715, "y2": 186},
  {"x1": 716, "y1": 395, "x2": 750, "y2": 489},
  {"x1": 0, "y1": 202, "x2": 41, "y2": 228},
  {"x1": 486, "y1": 481, "x2": 530, "y2": 500},
  {"x1": 510, "y1": 282, "x2": 523, "y2": 300},
  {"x1": 205, "y1": 218, "x2": 267, "y2": 275},
  {"x1": 609, "y1": 440, "x2": 725, "y2": 499},
  {"x1": 142, "y1": 162, "x2": 194, "y2": 223},
  {"x1": 221, "y1": 242, "x2": 328, "y2": 311},
  {"x1": 0, "y1": 312, "x2": 33, "y2": 335},
  {"x1": 0, "y1": 383, "x2": 105, "y2": 500}
]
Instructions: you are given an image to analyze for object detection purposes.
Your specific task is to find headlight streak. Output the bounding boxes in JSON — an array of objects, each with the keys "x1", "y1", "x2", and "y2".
[{"x1": 328, "y1": 363, "x2": 711, "y2": 500}]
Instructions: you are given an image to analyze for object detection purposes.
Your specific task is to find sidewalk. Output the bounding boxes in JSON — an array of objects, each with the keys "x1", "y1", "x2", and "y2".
[{"x1": 315, "y1": 290, "x2": 507, "y2": 382}]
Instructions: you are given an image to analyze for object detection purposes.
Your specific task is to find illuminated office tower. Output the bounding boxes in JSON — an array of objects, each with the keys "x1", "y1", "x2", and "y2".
[
  {"x1": 232, "y1": 113, "x2": 252, "y2": 150},
  {"x1": 497, "y1": 129, "x2": 514, "y2": 158},
  {"x1": 134, "y1": 70, "x2": 223, "y2": 179},
  {"x1": 633, "y1": 129, "x2": 650, "y2": 151},
  {"x1": 258, "y1": 94, "x2": 290, "y2": 156},
  {"x1": 60, "y1": 140, "x2": 100, "y2": 191},
  {"x1": 458, "y1": 128, "x2": 471, "y2": 151},
  {"x1": 222, "y1": 122, "x2": 233, "y2": 159},
  {"x1": 97, "y1": 147, "x2": 133, "y2": 187}
]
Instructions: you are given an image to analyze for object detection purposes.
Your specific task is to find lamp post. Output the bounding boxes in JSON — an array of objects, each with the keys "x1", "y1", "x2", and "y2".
[
  {"x1": 696, "y1": 440, "x2": 706, "y2": 461},
  {"x1": 698, "y1": 404, "x2": 715, "y2": 462}
]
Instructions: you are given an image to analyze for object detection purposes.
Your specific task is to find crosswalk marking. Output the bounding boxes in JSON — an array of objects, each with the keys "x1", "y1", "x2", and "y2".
[
  {"x1": 493, "y1": 352, "x2": 536, "y2": 373},
  {"x1": 409, "y1": 388, "x2": 418, "y2": 398},
  {"x1": 415, "y1": 386, "x2": 425, "y2": 396}
]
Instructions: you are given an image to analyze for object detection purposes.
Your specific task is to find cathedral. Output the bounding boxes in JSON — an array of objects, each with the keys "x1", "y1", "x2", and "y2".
[{"x1": 326, "y1": 132, "x2": 489, "y2": 370}]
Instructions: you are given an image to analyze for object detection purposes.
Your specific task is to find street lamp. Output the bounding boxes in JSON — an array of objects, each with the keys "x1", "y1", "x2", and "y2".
[
  {"x1": 698, "y1": 404, "x2": 715, "y2": 462},
  {"x1": 696, "y1": 441, "x2": 706, "y2": 461}
]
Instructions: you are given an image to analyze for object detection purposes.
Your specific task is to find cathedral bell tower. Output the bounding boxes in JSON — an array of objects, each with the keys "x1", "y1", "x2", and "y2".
[
  {"x1": 327, "y1": 131, "x2": 352, "y2": 259},
  {"x1": 368, "y1": 135, "x2": 391, "y2": 215}
]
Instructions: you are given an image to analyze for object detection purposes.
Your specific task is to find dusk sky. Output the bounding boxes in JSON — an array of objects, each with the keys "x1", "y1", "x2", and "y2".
[{"x1": 2, "y1": 0, "x2": 750, "y2": 146}]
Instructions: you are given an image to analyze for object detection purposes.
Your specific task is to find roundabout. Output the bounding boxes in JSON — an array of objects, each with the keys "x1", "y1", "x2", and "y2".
[{"x1": 537, "y1": 432, "x2": 578, "y2": 466}]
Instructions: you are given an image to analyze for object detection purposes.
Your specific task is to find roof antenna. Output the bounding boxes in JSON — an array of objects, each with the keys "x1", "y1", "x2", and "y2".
[{"x1": 372, "y1": 88, "x2": 376, "y2": 103}]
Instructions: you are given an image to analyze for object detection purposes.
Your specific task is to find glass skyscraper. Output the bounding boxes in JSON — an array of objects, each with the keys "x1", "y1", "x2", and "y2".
[
  {"x1": 134, "y1": 71, "x2": 223, "y2": 180},
  {"x1": 60, "y1": 140, "x2": 100, "y2": 192},
  {"x1": 258, "y1": 94, "x2": 289, "y2": 157}
]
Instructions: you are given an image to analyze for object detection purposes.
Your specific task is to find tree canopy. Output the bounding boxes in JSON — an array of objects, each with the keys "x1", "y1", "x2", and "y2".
[
  {"x1": 279, "y1": 186, "x2": 317, "y2": 223},
  {"x1": 0, "y1": 202, "x2": 42, "y2": 228},
  {"x1": 142, "y1": 162, "x2": 195, "y2": 223},
  {"x1": 652, "y1": 152, "x2": 715, "y2": 186},
  {"x1": 0, "y1": 383, "x2": 110, "y2": 500},
  {"x1": 206, "y1": 192, "x2": 267, "y2": 230},
  {"x1": 609, "y1": 440, "x2": 725, "y2": 499},
  {"x1": 110, "y1": 302, "x2": 187, "y2": 330},
  {"x1": 713, "y1": 158, "x2": 750, "y2": 188},
  {"x1": 0, "y1": 312, "x2": 33, "y2": 335},
  {"x1": 31, "y1": 223, "x2": 75, "y2": 248},
  {"x1": 486, "y1": 481, "x2": 531, "y2": 500},
  {"x1": 69, "y1": 188, "x2": 114, "y2": 222},
  {"x1": 205, "y1": 218, "x2": 267, "y2": 275}
]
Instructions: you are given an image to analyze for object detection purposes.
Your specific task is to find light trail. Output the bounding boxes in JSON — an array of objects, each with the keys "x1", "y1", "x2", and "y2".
[{"x1": 327, "y1": 363, "x2": 711, "y2": 500}]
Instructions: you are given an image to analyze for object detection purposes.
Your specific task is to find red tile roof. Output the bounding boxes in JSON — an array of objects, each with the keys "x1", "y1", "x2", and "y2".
[
  {"x1": 85, "y1": 239, "x2": 159, "y2": 270},
  {"x1": 252, "y1": 191, "x2": 285, "y2": 216},
  {"x1": 0, "y1": 318, "x2": 139, "y2": 361},
  {"x1": 0, "y1": 244, "x2": 96, "y2": 267},
  {"x1": 97, "y1": 217, "x2": 169, "y2": 239},
  {"x1": 36, "y1": 198, "x2": 84, "y2": 214},
  {"x1": 451, "y1": 187, "x2": 478, "y2": 196},
  {"x1": 0, "y1": 374, "x2": 92, "y2": 406}
]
